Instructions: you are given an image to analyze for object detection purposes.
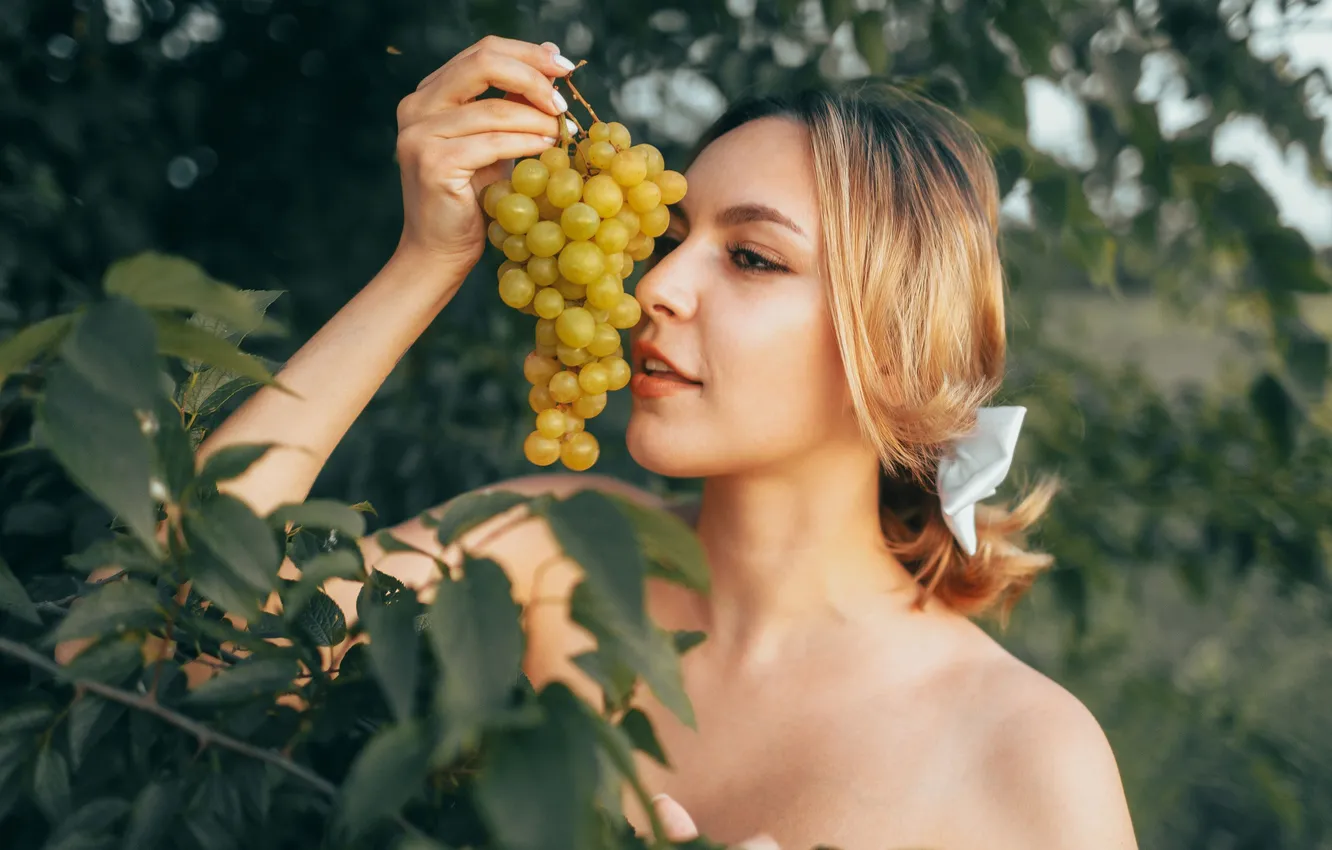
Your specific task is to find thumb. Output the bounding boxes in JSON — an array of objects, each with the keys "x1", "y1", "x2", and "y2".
[{"x1": 652, "y1": 793, "x2": 700, "y2": 842}]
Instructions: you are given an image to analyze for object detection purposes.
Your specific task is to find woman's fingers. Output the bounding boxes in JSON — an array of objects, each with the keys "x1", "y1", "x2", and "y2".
[
  {"x1": 400, "y1": 130, "x2": 557, "y2": 182},
  {"x1": 404, "y1": 97, "x2": 563, "y2": 143},
  {"x1": 653, "y1": 794, "x2": 700, "y2": 842},
  {"x1": 402, "y1": 41, "x2": 571, "y2": 127}
]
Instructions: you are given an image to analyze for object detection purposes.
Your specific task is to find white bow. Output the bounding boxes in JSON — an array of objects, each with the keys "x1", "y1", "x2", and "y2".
[{"x1": 936, "y1": 406, "x2": 1026, "y2": 556}]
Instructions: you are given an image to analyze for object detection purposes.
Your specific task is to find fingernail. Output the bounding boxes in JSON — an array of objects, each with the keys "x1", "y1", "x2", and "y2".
[
  {"x1": 542, "y1": 136, "x2": 558, "y2": 145},
  {"x1": 552, "y1": 89, "x2": 569, "y2": 113},
  {"x1": 553, "y1": 53, "x2": 576, "y2": 72},
  {"x1": 564, "y1": 117, "x2": 578, "y2": 137},
  {"x1": 650, "y1": 793, "x2": 671, "y2": 803},
  {"x1": 542, "y1": 41, "x2": 560, "y2": 53}
]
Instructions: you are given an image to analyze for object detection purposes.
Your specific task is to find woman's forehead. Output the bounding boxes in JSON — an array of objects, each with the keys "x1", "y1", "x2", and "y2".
[{"x1": 680, "y1": 117, "x2": 818, "y2": 232}]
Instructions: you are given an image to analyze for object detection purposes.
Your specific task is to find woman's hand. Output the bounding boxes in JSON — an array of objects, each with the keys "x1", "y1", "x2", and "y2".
[
  {"x1": 393, "y1": 35, "x2": 574, "y2": 270},
  {"x1": 651, "y1": 794, "x2": 780, "y2": 850}
]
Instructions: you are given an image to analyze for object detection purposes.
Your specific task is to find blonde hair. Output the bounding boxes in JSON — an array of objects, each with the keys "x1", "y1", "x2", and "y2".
[{"x1": 695, "y1": 81, "x2": 1056, "y2": 618}]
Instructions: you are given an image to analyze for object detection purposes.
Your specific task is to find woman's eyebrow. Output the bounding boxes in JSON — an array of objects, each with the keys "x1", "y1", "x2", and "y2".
[{"x1": 716, "y1": 203, "x2": 805, "y2": 238}]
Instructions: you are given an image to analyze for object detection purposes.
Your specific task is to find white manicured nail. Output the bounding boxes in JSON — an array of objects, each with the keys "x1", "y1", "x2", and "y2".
[
  {"x1": 552, "y1": 90, "x2": 568, "y2": 113},
  {"x1": 541, "y1": 136, "x2": 558, "y2": 145},
  {"x1": 553, "y1": 53, "x2": 576, "y2": 72},
  {"x1": 564, "y1": 117, "x2": 578, "y2": 137}
]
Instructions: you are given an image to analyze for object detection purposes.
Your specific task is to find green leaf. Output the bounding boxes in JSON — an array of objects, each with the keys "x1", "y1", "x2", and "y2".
[
  {"x1": 188, "y1": 373, "x2": 261, "y2": 418},
  {"x1": 184, "y1": 494, "x2": 282, "y2": 592},
  {"x1": 38, "y1": 364, "x2": 159, "y2": 553},
  {"x1": 619, "y1": 708, "x2": 668, "y2": 766},
  {"x1": 270, "y1": 500, "x2": 367, "y2": 539},
  {"x1": 587, "y1": 705, "x2": 661, "y2": 841},
  {"x1": 183, "y1": 545, "x2": 265, "y2": 619},
  {"x1": 0, "y1": 313, "x2": 75, "y2": 387},
  {"x1": 295, "y1": 590, "x2": 347, "y2": 647},
  {"x1": 104, "y1": 253, "x2": 281, "y2": 338},
  {"x1": 356, "y1": 570, "x2": 409, "y2": 624},
  {"x1": 283, "y1": 549, "x2": 365, "y2": 621},
  {"x1": 821, "y1": 0, "x2": 854, "y2": 29},
  {"x1": 196, "y1": 444, "x2": 274, "y2": 492},
  {"x1": 606, "y1": 495, "x2": 710, "y2": 593},
  {"x1": 67, "y1": 695, "x2": 125, "y2": 770},
  {"x1": 545, "y1": 491, "x2": 648, "y2": 634},
  {"x1": 65, "y1": 536, "x2": 161, "y2": 577},
  {"x1": 363, "y1": 596, "x2": 422, "y2": 723},
  {"x1": 184, "y1": 658, "x2": 299, "y2": 707},
  {"x1": 428, "y1": 557, "x2": 525, "y2": 729},
  {"x1": 338, "y1": 720, "x2": 431, "y2": 836},
  {"x1": 1250, "y1": 372, "x2": 1299, "y2": 459},
  {"x1": 433, "y1": 490, "x2": 531, "y2": 545},
  {"x1": 349, "y1": 500, "x2": 378, "y2": 516},
  {"x1": 152, "y1": 316, "x2": 283, "y2": 389},
  {"x1": 1277, "y1": 317, "x2": 1329, "y2": 399},
  {"x1": 48, "y1": 797, "x2": 131, "y2": 845},
  {"x1": 152, "y1": 396, "x2": 196, "y2": 502},
  {"x1": 672, "y1": 630, "x2": 707, "y2": 655},
  {"x1": 0, "y1": 554, "x2": 40, "y2": 625},
  {"x1": 52, "y1": 579, "x2": 162, "y2": 643},
  {"x1": 122, "y1": 780, "x2": 181, "y2": 850},
  {"x1": 60, "y1": 297, "x2": 160, "y2": 412},
  {"x1": 853, "y1": 11, "x2": 889, "y2": 75},
  {"x1": 62, "y1": 636, "x2": 144, "y2": 685},
  {"x1": 33, "y1": 743, "x2": 71, "y2": 821},
  {"x1": 474, "y1": 684, "x2": 601, "y2": 850},
  {"x1": 571, "y1": 649, "x2": 638, "y2": 711},
  {"x1": 0, "y1": 704, "x2": 55, "y2": 737}
]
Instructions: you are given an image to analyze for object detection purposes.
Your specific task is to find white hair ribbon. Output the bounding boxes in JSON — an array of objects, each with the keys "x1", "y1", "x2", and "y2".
[{"x1": 936, "y1": 406, "x2": 1027, "y2": 556}]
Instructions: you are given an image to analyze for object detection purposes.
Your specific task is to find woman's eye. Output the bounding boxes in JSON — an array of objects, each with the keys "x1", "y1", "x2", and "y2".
[{"x1": 728, "y1": 244, "x2": 788, "y2": 274}]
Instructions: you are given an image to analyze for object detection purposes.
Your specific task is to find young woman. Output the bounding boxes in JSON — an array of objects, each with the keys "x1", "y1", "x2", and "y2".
[{"x1": 200, "y1": 35, "x2": 1138, "y2": 850}]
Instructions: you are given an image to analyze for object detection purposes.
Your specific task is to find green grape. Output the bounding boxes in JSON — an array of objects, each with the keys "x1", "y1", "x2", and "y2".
[
  {"x1": 554, "y1": 278, "x2": 586, "y2": 300},
  {"x1": 535, "y1": 407, "x2": 567, "y2": 439},
  {"x1": 512, "y1": 159, "x2": 550, "y2": 197},
  {"x1": 540, "y1": 146, "x2": 570, "y2": 172},
  {"x1": 626, "y1": 233, "x2": 655, "y2": 261},
  {"x1": 497, "y1": 193, "x2": 540, "y2": 234},
  {"x1": 537, "y1": 194, "x2": 563, "y2": 221},
  {"x1": 557, "y1": 343, "x2": 591, "y2": 366},
  {"x1": 519, "y1": 302, "x2": 538, "y2": 317},
  {"x1": 578, "y1": 362, "x2": 610, "y2": 394},
  {"x1": 588, "y1": 122, "x2": 610, "y2": 143},
  {"x1": 601, "y1": 253, "x2": 626, "y2": 282},
  {"x1": 533, "y1": 287, "x2": 566, "y2": 319},
  {"x1": 498, "y1": 269, "x2": 536, "y2": 309},
  {"x1": 560, "y1": 202, "x2": 601, "y2": 242},
  {"x1": 586, "y1": 273, "x2": 624, "y2": 311},
  {"x1": 503, "y1": 233, "x2": 533, "y2": 262},
  {"x1": 610, "y1": 344, "x2": 624, "y2": 358},
  {"x1": 535, "y1": 318, "x2": 559, "y2": 347},
  {"x1": 483, "y1": 180, "x2": 513, "y2": 218},
  {"x1": 524, "y1": 431, "x2": 561, "y2": 466},
  {"x1": 497, "y1": 260, "x2": 522, "y2": 280},
  {"x1": 549, "y1": 371, "x2": 582, "y2": 404},
  {"x1": 564, "y1": 413, "x2": 585, "y2": 434},
  {"x1": 634, "y1": 144, "x2": 665, "y2": 178},
  {"x1": 607, "y1": 122, "x2": 632, "y2": 150},
  {"x1": 546, "y1": 168, "x2": 584, "y2": 208},
  {"x1": 602, "y1": 356, "x2": 632, "y2": 391},
  {"x1": 594, "y1": 219, "x2": 631, "y2": 254},
  {"x1": 610, "y1": 149, "x2": 648, "y2": 187},
  {"x1": 526, "y1": 221, "x2": 567, "y2": 258},
  {"x1": 654, "y1": 170, "x2": 688, "y2": 205},
  {"x1": 572, "y1": 144, "x2": 590, "y2": 175},
  {"x1": 555, "y1": 307, "x2": 595, "y2": 348},
  {"x1": 529, "y1": 384, "x2": 556, "y2": 413},
  {"x1": 588, "y1": 306, "x2": 611, "y2": 324},
  {"x1": 608, "y1": 292, "x2": 643, "y2": 329},
  {"x1": 582, "y1": 175, "x2": 624, "y2": 218},
  {"x1": 524, "y1": 352, "x2": 562, "y2": 386},
  {"x1": 619, "y1": 254, "x2": 635, "y2": 279},
  {"x1": 527, "y1": 255, "x2": 560, "y2": 286},
  {"x1": 588, "y1": 140, "x2": 617, "y2": 169},
  {"x1": 487, "y1": 220, "x2": 509, "y2": 250},
  {"x1": 558, "y1": 241, "x2": 607, "y2": 285},
  {"x1": 587, "y1": 322, "x2": 621, "y2": 357},
  {"x1": 627, "y1": 181, "x2": 661, "y2": 214},
  {"x1": 639, "y1": 204, "x2": 670, "y2": 238},
  {"x1": 560, "y1": 431, "x2": 600, "y2": 471},
  {"x1": 613, "y1": 207, "x2": 640, "y2": 235},
  {"x1": 572, "y1": 392, "x2": 607, "y2": 419},
  {"x1": 535, "y1": 341, "x2": 558, "y2": 357}
]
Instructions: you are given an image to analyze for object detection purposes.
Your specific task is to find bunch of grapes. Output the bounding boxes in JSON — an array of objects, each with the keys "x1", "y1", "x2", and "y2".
[{"x1": 480, "y1": 85, "x2": 687, "y2": 472}]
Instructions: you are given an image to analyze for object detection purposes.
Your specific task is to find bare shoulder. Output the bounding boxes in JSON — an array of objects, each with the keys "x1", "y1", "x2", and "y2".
[{"x1": 957, "y1": 644, "x2": 1139, "y2": 850}]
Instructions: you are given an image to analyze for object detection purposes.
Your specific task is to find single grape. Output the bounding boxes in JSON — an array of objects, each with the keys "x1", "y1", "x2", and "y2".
[
  {"x1": 573, "y1": 144, "x2": 590, "y2": 175},
  {"x1": 602, "y1": 253, "x2": 626, "y2": 281},
  {"x1": 533, "y1": 287, "x2": 566, "y2": 319},
  {"x1": 578, "y1": 362, "x2": 610, "y2": 394},
  {"x1": 654, "y1": 170, "x2": 688, "y2": 205},
  {"x1": 610, "y1": 149, "x2": 648, "y2": 187},
  {"x1": 560, "y1": 431, "x2": 600, "y2": 471},
  {"x1": 527, "y1": 255, "x2": 560, "y2": 286},
  {"x1": 564, "y1": 413, "x2": 585, "y2": 434},
  {"x1": 535, "y1": 341, "x2": 558, "y2": 357},
  {"x1": 611, "y1": 345, "x2": 624, "y2": 358},
  {"x1": 487, "y1": 220, "x2": 509, "y2": 250},
  {"x1": 497, "y1": 260, "x2": 522, "y2": 281},
  {"x1": 588, "y1": 122, "x2": 610, "y2": 143},
  {"x1": 535, "y1": 407, "x2": 567, "y2": 439},
  {"x1": 557, "y1": 343, "x2": 591, "y2": 366},
  {"x1": 572, "y1": 392, "x2": 607, "y2": 419},
  {"x1": 639, "y1": 204, "x2": 670, "y2": 238},
  {"x1": 558, "y1": 241, "x2": 607, "y2": 285},
  {"x1": 524, "y1": 431, "x2": 561, "y2": 466},
  {"x1": 524, "y1": 352, "x2": 562, "y2": 386},
  {"x1": 613, "y1": 207, "x2": 640, "y2": 235},
  {"x1": 626, "y1": 233, "x2": 655, "y2": 261},
  {"x1": 549, "y1": 371, "x2": 582, "y2": 404},
  {"x1": 526, "y1": 221, "x2": 567, "y2": 258},
  {"x1": 627, "y1": 181, "x2": 661, "y2": 214},
  {"x1": 555, "y1": 307, "x2": 596, "y2": 348},
  {"x1": 536, "y1": 194, "x2": 563, "y2": 221},
  {"x1": 619, "y1": 254, "x2": 635, "y2": 279},
  {"x1": 512, "y1": 159, "x2": 550, "y2": 197},
  {"x1": 546, "y1": 168, "x2": 584, "y2": 208},
  {"x1": 586, "y1": 273, "x2": 624, "y2": 311},
  {"x1": 519, "y1": 302, "x2": 538, "y2": 317},
  {"x1": 588, "y1": 140, "x2": 617, "y2": 170},
  {"x1": 609, "y1": 292, "x2": 643, "y2": 329},
  {"x1": 483, "y1": 180, "x2": 513, "y2": 218},
  {"x1": 560, "y1": 202, "x2": 601, "y2": 242},
  {"x1": 554, "y1": 278, "x2": 586, "y2": 300},
  {"x1": 607, "y1": 122, "x2": 632, "y2": 150},
  {"x1": 535, "y1": 318, "x2": 559, "y2": 347},
  {"x1": 582, "y1": 175, "x2": 624, "y2": 218},
  {"x1": 594, "y1": 218, "x2": 631, "y2": 254},
  {"x1": 587, "y1": 323, "x2": 621, "y2": 358},
  {"x1": 540, "y1": 146, "x2": 570, "y2": 172},
  {"x1": 634, "y1": 144, "x2": 665, "y2": 178},
  {"x1": 602, "y1": 356, "x2": 632, "y2": 391},
  {"x1": 498, "y1": 269, "x2": 536, "y2": 309},
  {"x1": 588, "y1": 306, "x2": 610, "y2": 324},
  {"x1": 503, "y1": 234, "x2": 532, "y2": 262},
  {"x1": 529, "y1": 384, "x2": 556, "y2": 413},
  {"x1": 497, "y1": 193, "x2": 539, "y2": 234}
]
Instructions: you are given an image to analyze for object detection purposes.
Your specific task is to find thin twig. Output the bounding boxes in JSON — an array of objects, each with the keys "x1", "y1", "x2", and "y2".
[
  {"x1": 0, "y1": 637, "x2": 338, "y2": 799},
  {"x1": 562, "y1": 63, "x2": 598, "y2": 124}
]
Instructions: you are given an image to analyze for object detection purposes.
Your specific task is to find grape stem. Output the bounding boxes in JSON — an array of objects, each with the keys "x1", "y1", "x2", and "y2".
[{"x1": 560, "y1": 65, "x2": 600, "y2": 126}]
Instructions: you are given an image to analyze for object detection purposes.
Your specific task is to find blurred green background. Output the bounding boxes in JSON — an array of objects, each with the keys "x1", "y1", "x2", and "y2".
[{"x1": 2, "y1": 0, "x2": 1330, "y2": 847}]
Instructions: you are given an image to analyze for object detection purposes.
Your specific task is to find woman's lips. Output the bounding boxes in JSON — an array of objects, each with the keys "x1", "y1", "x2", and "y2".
[{"x1": 630, "y1": 371, "x2": 702, "y2": 398}]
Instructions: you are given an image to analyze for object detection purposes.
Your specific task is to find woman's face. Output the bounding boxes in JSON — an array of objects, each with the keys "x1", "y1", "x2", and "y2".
[{"x1": 626, "y1": 117, "x2": 860, "y2": 478}]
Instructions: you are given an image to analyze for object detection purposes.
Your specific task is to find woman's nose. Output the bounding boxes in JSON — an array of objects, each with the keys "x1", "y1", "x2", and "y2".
[{"x1": 633, "y1": 254, "x2": 697, "y2": 322}]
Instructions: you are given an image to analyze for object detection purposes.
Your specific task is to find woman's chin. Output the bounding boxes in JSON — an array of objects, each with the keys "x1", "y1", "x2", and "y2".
[{"x1": 626, "y1": 420, "x2": 712, "y2": 478}]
